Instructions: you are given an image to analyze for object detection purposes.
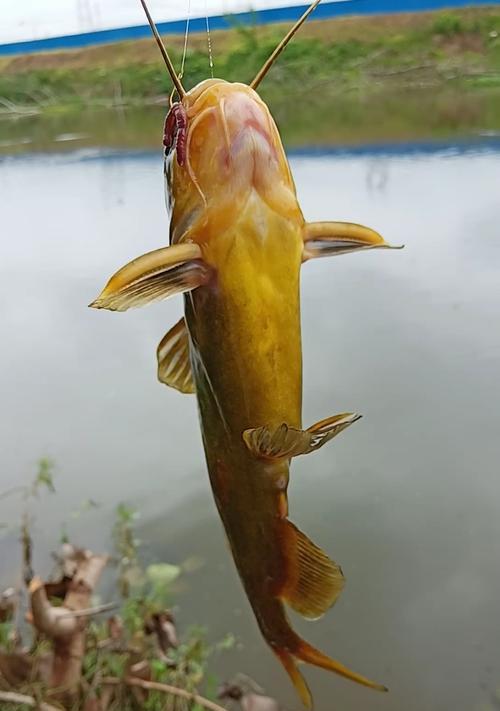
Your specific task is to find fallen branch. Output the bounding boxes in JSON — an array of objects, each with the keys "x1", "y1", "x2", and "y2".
[
  {"x1": 102, "y1": 675, "x2": 228, "y2": 711},
  {"x1": 59, "y1": 601, "x2": 118, "y2": 619},
  {"x1": 0, "y1": 690, "x2": 61, "y2": 711}
]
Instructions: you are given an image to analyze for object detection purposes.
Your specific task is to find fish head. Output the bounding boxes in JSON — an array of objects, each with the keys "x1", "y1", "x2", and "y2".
[{"x1": 166, "y1": 79, "x2": 301, "y2": 243}]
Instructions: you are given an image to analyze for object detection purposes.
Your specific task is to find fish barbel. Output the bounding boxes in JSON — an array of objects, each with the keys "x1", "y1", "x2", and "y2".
[{"x1": 91, "y1": 3, "x2": 400, "y2": 706}]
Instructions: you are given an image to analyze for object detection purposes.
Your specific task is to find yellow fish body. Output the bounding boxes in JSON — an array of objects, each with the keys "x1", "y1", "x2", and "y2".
[{"x1": 92, "y1": 14, "x2": 399, "y2": 706}]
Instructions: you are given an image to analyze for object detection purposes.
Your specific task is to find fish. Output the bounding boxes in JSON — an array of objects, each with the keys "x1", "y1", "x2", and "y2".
[{"x1": 91, "y1": 1, "x2": 401, "y2": 706}]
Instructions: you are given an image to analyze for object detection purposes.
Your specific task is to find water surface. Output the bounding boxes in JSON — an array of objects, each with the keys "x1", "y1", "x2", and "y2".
[{"x1": 0, "y1": 138, "x2": 499, "y2": 710}]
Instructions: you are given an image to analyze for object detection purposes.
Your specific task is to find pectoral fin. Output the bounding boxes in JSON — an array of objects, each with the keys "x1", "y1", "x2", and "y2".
[
  {"x1": 89, "y1": 243, "x2": 211, "y2": 312},
  {"x1": 302, "y1": 221, "x2": 402, "y2": 261},
  {"x1": 157, "y1": 318, "x2": 195, "y2": 394},
  {"x1": 243, "y1": 413, "x2": 360, "y2": 460},
  {"x1": 279, "y1": 519, "x2": 345, "y2": 619}
]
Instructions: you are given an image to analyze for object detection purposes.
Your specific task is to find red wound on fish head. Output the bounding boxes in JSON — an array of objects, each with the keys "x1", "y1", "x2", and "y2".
[{"x1": 163, "y1": 102, "x2": 187, "y2": 167}]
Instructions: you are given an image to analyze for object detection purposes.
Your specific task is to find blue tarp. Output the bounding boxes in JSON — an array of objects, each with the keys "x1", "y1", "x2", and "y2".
[{"x1": 1, "y1": 0, "x2": 499, "y2": 56}]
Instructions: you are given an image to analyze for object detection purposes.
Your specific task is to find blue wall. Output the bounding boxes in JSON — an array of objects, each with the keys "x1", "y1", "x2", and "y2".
[{"x1": 1, "y1": 0, "x2": 499, "y2": 56}]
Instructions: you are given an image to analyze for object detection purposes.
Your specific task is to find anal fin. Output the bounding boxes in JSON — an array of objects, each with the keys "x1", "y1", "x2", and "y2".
[
  {"x1": 278, "y1": 519, "x2": 345, "y2": 620},
  {"x1": 243, "y1": 412, "x2": 361, "y2": 459},
  {"x1": 157, "y1": 318, "x2": 195, "y2": 394}
]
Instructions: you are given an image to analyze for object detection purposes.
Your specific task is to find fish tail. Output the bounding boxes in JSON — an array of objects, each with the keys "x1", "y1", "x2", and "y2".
[
  {"x1": 271, "y1": 629, "x2": 386, "y2": 710},
  {"x1": 290, "y1": 634, "x2": 388, "y2": 693},
  {"x1": 273, "y1": 645, "x2": 313, "y2": 710},
  {"x1": 268, "y1": 518, "x2": 387, "y2": 705}
]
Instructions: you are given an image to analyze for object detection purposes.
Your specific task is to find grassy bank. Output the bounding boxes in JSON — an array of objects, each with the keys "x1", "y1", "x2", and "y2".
[
  {"x1": 1, "y1": 7, "x2": 500, "y2": 115},
  {"x1": 0, "y1": 465, "x2": 238, "y2": 711}
]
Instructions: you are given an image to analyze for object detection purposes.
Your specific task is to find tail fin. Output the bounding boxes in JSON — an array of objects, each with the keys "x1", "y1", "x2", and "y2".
[
  {"x1": 273, "y1": 647, "x2": 313, "y2": 710},
  {"x1": 293, "y1": 637, "x2": 388, "y2": 692},
  {"x1": 272, "y1": 636, "x2": 386, "y2": 710}
]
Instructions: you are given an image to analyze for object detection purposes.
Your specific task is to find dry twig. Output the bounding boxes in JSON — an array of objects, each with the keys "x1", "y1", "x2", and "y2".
[
  {"x1": 102, "y1": 675, "x2": 228, "y2": 711},
  {"x1": 0, "y1": 689, "x2": 61, "y2": 711},
  {"x1": 58, "y1": 601, "x2": 118, "y2": 619}
]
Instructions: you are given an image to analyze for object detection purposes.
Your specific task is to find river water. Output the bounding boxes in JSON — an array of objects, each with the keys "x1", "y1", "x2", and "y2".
[{"x1": 1, "y1": 115, "x2": 500, "y2": 710}]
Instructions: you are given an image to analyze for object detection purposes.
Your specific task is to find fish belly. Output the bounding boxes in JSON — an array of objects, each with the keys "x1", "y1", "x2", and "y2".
[{"x1": 184, "y1": 194, "x2": 303, "y2": 600}]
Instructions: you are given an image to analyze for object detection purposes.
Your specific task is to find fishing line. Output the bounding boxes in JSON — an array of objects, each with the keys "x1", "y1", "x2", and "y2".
[
  {"x1": 179, "y1": 0, "x2": 191, "y2": 80},
  {"x1": 204, "y1": 0, "x2": 214, "y2": 78}
]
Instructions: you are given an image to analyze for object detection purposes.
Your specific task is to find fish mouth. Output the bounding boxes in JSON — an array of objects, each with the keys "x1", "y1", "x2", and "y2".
[
  {"x1": 185, "y1": 78, "x2": 227, "y2": 109},
  {"x1": 180, "y1": 83, "x2": 288, "y2": 211}
]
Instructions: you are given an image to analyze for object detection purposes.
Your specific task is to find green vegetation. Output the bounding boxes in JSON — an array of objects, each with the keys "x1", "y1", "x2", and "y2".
[
  {"x1": 1, "y1": 7, "x2": 500, "y2": 153},
  {"x1": 0, "y1": 465, "x2": 234, "y2": 710},
  {"x1": 432, "y1": 12, "x2": 465, "y2": 36},
  {"x1": 1, "y1": 7, "x2": 500, "y2": 115}
]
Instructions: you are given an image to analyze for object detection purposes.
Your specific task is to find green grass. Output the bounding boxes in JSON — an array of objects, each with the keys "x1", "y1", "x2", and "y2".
[
  {"x1": 432, "y1": 12, "x2": 465, "y2": 36},
  {"x1": 1, "y1": 7, "x2": 500, "y2": 114}
]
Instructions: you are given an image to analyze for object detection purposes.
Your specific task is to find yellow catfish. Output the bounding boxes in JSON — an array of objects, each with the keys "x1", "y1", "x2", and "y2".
[{"x1": 91, "y1": 1, "x2": 399, "y2": 706}]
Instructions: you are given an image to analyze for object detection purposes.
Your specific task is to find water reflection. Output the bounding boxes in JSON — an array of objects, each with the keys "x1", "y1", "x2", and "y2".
[
  {"x1": 0, "y1": 143, "x2": 499, "y2": 710},
  {"x1": 2, "y1": 86, "x2": 500, "y2": 155}
]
